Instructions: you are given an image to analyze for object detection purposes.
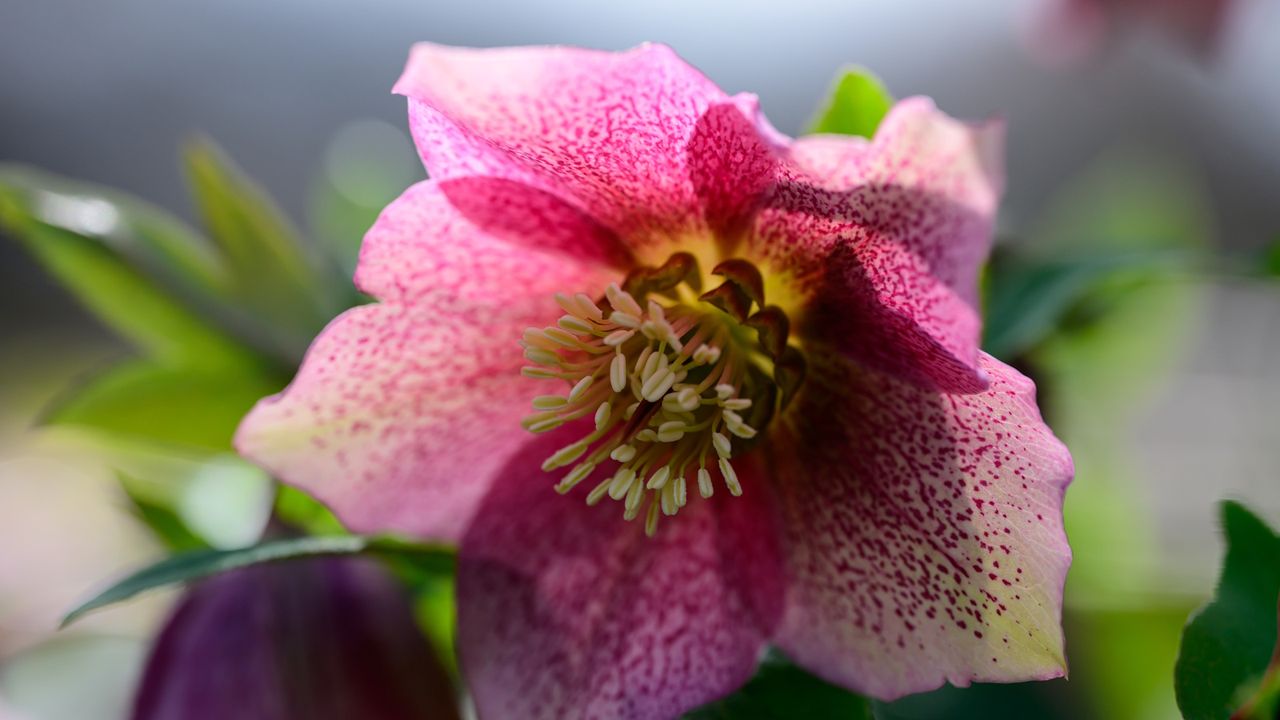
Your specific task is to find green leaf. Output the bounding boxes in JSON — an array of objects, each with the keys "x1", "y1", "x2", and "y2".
[
  {"x1": 0, "y1": 164, "x2": 228, "y2": 299},
  {"x1": 415, "y1": 574, "x2": 459, "y2": 677},
  {"x1": 310, "y1": 118, "x2": 423, "y2": 280},
  {"x1": 685, "y1": 653, "x2": 873, "y2": 719},
  {"x1": 1264, "y1": 236, "x2": 1280, "y2": 278},
  {"x1": 1175, "y1": 501, "x2": 1280, "y2": 720},
  {"x1": 0, "y1": 174, "x2": 254, "y2": 371},
  {"x1": 183, "y1": 137, "x2": 343, "y2": 357},
  {"x1": 44, "y1": 359, "x2": 282, "y2": 451},
  {"x1": 274, "y1": 484, "x2": 348, "y2": 536},
  {"x1": 62, "y1": 535, "x2": 454, "y2": 628},
  {"x1": 982, "y1": 248, "x2": 1190, "y2": 359},
  {"x1": 807, "y1": 67, "x2": 893, "y2": 138},
  {"x1": 1022, "y1": 155, "x2": 1211, "y2": 609},
  {"x1": 119, "y1": 474, "x2": 209, "y2": 553}
]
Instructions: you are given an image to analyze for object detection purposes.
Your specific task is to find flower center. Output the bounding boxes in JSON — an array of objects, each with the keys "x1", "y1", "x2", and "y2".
[{"x1": 520, "y1": 253, "x2": 805, "y2": 536}]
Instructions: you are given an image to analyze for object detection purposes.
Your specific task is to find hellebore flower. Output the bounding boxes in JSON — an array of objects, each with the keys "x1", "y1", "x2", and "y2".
[
  {"x1": 131, "y1": 556, "x2": 458, "y2": 720},
  {"x1": 237, "y1": 43, "x2": 1073, "y2": 718}
]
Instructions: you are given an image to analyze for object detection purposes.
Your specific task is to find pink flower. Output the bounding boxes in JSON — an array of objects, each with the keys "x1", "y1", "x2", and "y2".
[{"x1": 236, "y1": 43, "x2": 1073, "y2": 718}]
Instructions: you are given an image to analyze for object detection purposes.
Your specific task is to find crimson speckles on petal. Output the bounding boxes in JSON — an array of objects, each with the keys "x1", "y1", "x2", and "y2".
[{"x1": 235, "y1": 42, "x2": 1073, "y2": 718}]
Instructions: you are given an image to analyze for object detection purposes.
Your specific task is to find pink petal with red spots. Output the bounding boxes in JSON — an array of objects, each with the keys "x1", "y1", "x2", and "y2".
[
  {"x1": 457, "y1": 425, "x2": 786, "y2": 720},
  {"x1": 236, "y1": 181, "x2": 615, "y2": 542},
  {"x1": 393, "y1": 42, "x2": 778, "y2": 249},
  {"x1": 751, "y1": 98, "x2": 1003, "y2": 392},
  {"x1": 764, "y1": 351, "x2": 1071, "y2": 700}
]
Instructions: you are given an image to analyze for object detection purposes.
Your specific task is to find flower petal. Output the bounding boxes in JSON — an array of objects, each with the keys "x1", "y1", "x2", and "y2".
[
  {"x1": 394, "y1": 42, "x2": 773, "y2": 249},
  {"x1": 751, "y1": 98, "x2": 1003, "y2": 392},
  {"x1": 356, "y1": 179, "x2": 626, "y2": 304},
  {"x1": 236, "y1": 181, "x2": 614, "y2": 542},
  {"x1": 456, "y1": 425, "x2": 786, "y2": 720},
  {"x1": 765, "y1": 351, "x2": 1072, "y2": 700},
  {"x1": 131, "y1": 557, "x2": 458, "y2": 720}
]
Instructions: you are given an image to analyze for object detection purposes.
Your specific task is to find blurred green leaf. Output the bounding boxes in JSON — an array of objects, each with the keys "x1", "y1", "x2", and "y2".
[
  {"x1": 0, "y1": 176, "x2": 255, "y2": 371},
  {"x1": 119, "y1": 474, "x2": 208, "y2": 553},
  {"x1": 983, "y1": 249, "x2": 1191, "y2": 359},
  {"x1": 184, "y1": 137, "x2": 343, "y2": 357},
  {"x1": 310, "y1": 118, "x2": 422, "y2": 278},
  {"x1": 807, "y1": 67, "x2": 893, "y2": 138},
  {"x1": 43, "y1": 360, "x2": 281, "y2": 451},
  {"x1": 1175, "y1": 501, "x2": 1280, "y2": 720},
  {"x1": 1066, "y1": 604, "x2": 1193, "y2": 720},
  {"x1": 1264, "y1": 236, "x2": 1280, "y2": 278},
  {"x1": 63, "y1": 535, "x2": 454, "y2": 628},
  {"x1": 685, "y1": 653, "x2": 872, "y2": 719},
  {"x1": 415, "y1": 575, "x2": 458, "y2": 678},
  {"x1": 1023, "y1": 153, "x2": 1211, "y2": 612},
  {"x1": 875, "y1": 680, "x2": 1075, "y2": 720},
  {"x1": 274, "y1": 484, "x2": 348, "y2": 536},
  {"x1": 0, "y1": 164, "x2": 228, "y2": 294}
]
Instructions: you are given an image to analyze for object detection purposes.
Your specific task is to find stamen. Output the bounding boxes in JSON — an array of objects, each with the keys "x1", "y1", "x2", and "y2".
[
  {"x1": 558, "y1": 315, "x2": 595, "y2": 335},
  {"x1": 609, "y1": 354, "x2": 628, "y2": 393},
  {"x1": 608, "y1": 468, "x2": 637, "y2": 500},
  {"x1": 568, "y1": 376, "x2": 594, "y2": 402},
  {"x1": 646, "y1": 465, "x2": 671, "y2": 490},
  {"x1": 719, "y1": 458, "x2": 743, "y2": 496},
  {"x1": 604, "y1": 329, "x2": 635, "y2": 346},
  {"x1": 606, "y1": 283, "x2": 643, "y2": 316},
  {"x1": 556, "y1": 462, "x2": 596, "y2": 493},
  {"x1": 610, "y1": 311, "x2": 641, "y2": 328},
  {"x1": 525, "y1": 347, "x2": 561, "y2": 365},
  {"x1": 573, "y1": 293, "x2": 604, "y2": 321},
  {"x1": 594, "y1": 402, "x2": 612, "y2": 429},
  {"x1": 532, "y1": 395, "x2": 567, "y2": 410},
  {"x1": 645, "y1": 499, "x2": 660, "y2": 536},
  {"x1": 712, "y1": 432, "x2": 732, "y2": 459},
  {"x1": 520, "y1": 257, "x2": 801, "y2": 534},
  {"x1": 541, "y1": 440, "x2": 587, "y2": 470},
  {"x1": 697, "y1": 468, "x2": 714, "y2": 498}
]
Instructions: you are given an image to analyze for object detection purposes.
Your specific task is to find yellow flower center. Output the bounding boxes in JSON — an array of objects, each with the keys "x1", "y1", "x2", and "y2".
[{"x1": 520, "y1": 253, "x2": 805, "y2": 536}]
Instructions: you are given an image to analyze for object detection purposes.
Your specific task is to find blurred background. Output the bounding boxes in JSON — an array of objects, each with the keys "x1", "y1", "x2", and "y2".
[{"x1": 2, "y1": 1, "x2": 1278, "y2": 718}]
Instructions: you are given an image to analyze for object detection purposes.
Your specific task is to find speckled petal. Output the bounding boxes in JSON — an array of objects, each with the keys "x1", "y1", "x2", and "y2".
[
  {"x1": 457, "y1": 425, "x2": 786, "y2": 720},
  {"x1": 765, "y1": 351, "x2": 1072, "y2": 700},
  {"x1": 394, "y1": 42, "x2": 773, "y2": 249},
  {"x1": 751, "y1": 98, "x2": 1003, "y2": 392},
  {"x1": 235, "y1": 181, "x2": 615, "y2": 542}
]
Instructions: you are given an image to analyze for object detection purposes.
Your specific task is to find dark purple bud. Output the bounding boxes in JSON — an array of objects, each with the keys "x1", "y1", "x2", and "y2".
[{"x1": 132, "y1": 557, "x2": 458, "y2": 720}]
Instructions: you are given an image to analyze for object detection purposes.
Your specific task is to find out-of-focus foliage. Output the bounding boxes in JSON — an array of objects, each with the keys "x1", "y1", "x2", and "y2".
[
  {"x1": 1, "y1": 137, "x2": 463, "y2": 720},
  {"x1": 1265, "y1": 236, "x2": 1280, "y2": 278},
  {"x1": 0, "y1": 168, "x2": 255, "y2": 369},
  {"x1": 62, "y1": 535, "x2": 454, "y2": 628},
  {"x1": 1175, "y1": 502, "x2": 1280, "y2": 720},
  {"x1": 996, "y1": 152, "x2": 1213, "y2": 720},
  {"x1": 120, "y1": 475, "x2": 209, "y2": 554},
  {"x1": 806, "y1": 67, "x2": 893, "y2": 138},
  {"x1": 1025, "y1": 153, "x2": 1209, "y2": 604},
  {"x1": 183, "y1": 138, "x2": 354, "y2": 358},
  {"x1": 0, "y1": 159, "x2": 301, "y2": 454},
  {"x1": 309, "y1": 119, "x2": 422, "y2": 278},
  {"x1": 687, "y1": 653, "x2": 874, "y2": 719},
  {"x1": 46, "y1": 361, "x2": 278, "y2": 452}
]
